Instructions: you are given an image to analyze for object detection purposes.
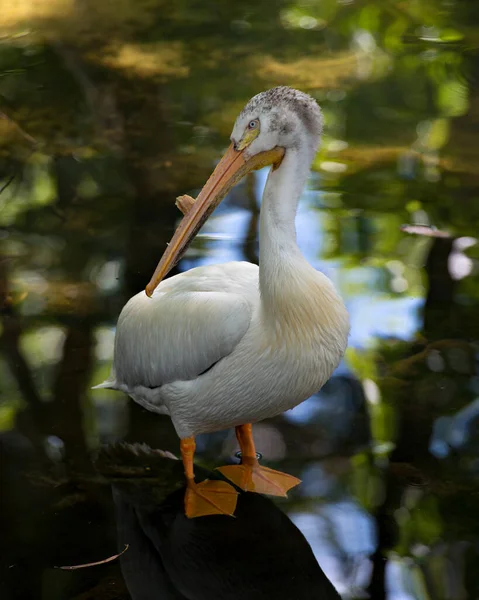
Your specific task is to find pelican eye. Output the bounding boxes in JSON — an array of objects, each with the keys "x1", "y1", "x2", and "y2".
[{"x1": 236, "y1": 119, "x2": 260, "y2": 150}]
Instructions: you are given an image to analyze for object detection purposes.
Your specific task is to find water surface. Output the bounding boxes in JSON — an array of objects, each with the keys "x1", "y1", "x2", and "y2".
[{"x1": 1, "y1": 0, "x2": 479, "y2": 597}]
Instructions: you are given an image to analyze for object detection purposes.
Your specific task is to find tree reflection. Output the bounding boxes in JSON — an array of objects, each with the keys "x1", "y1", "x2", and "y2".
[{"x1": 1, "y1": 0, "x2": 479, "y2": 597}]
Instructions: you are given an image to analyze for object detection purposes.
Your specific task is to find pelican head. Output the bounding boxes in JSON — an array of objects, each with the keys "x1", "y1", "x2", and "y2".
[
  {"x1": 232, "y1": 86, "x2": 322, "y2": 158},
  {"x1": 146, "y1": 87, "x2": 322, "y2": 296}
]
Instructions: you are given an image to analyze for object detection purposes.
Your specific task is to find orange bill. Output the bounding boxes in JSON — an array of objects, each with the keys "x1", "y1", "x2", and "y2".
[{"x1": 145, "y1": 143, "x2": 285, "y2": 297}]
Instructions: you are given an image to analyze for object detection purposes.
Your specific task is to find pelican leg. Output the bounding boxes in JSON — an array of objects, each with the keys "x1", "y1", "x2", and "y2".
[
  {"x1": 175, "y1": 194, "x2": 196, "y2": 215},
  {"x1": 180, "y1": 437, "x2": 238, "y2": 518},
  {"x1": 217, "y1": 424, "x2": 301, "y2": 497}
]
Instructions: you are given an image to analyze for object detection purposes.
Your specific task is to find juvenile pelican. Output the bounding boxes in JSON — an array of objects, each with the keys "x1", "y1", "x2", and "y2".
[{"x1": 96, "y1": 87, "x2": 349, "y2": 518}]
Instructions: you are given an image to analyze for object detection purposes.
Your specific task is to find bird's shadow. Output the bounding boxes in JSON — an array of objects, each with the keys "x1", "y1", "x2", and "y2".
[{"x1": 94, "y1": 443, "x2": 341, "y2": 600}]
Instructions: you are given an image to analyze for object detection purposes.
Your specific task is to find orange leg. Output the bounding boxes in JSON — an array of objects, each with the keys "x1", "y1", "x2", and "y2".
[
  {"x1": 216, "y1": 424, "x2": 301, "y2": 497},
  {"x1": 180, "y1": 437, "x2": 238, "y2": 518}
]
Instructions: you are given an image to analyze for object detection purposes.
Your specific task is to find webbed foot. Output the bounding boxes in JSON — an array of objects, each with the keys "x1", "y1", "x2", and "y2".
[
  {"x1": 217, "y1": 463, "x2": 300, "y2": 497},
  {"x1": 185, "y1": 479, "x2": 238, "y2": 518}
]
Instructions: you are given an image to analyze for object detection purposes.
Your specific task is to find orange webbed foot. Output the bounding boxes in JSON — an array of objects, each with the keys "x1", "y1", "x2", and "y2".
[
  {"x1": 184, "y1": 479, "x2": 238, "y2": 518},
  {"x1": 216, "y1": 463, "x2": 301, "y2": 497}
]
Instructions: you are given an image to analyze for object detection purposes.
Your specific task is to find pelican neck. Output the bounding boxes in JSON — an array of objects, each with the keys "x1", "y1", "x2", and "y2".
[{"x1": 258, "y1": 146, "x2": 316, "y2": 300}]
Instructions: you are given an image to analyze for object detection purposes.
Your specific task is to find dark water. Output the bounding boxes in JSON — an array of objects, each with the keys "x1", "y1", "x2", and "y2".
[{"x1": 1, "y1": 0, "x2": 479, "y2": 598}]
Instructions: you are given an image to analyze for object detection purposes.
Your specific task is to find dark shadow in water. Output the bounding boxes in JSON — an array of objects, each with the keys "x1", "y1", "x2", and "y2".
[{"x1": 95, "y1": 443, "x2": 341, "y2": 600}]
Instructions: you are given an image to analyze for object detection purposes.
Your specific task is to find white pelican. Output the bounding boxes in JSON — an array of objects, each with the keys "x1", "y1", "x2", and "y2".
[{"x1": 95, "y1": 87, "x2": 349, "y2": 518}]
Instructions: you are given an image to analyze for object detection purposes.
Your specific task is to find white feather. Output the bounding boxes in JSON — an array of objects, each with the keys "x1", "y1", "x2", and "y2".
[{"x1": 96, "y1": 88, "x2": 350, "y2": 439}]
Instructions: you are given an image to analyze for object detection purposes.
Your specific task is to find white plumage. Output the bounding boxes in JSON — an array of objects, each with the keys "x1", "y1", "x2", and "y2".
[
  {"x1": 98, "y1": 258, "x2": 348, "y2": 438},
  {"x1": 95, "y1": 87, "x2": 350, "y2": 517}
]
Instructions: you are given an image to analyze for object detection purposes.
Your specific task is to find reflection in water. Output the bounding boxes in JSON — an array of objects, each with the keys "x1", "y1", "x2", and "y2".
[
  {"x1": 2, "y1": 0, "x2": 479, "y2": 597},
  {"x1": 96, "y1": 444, "x2": 341, "y2": 599}
]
